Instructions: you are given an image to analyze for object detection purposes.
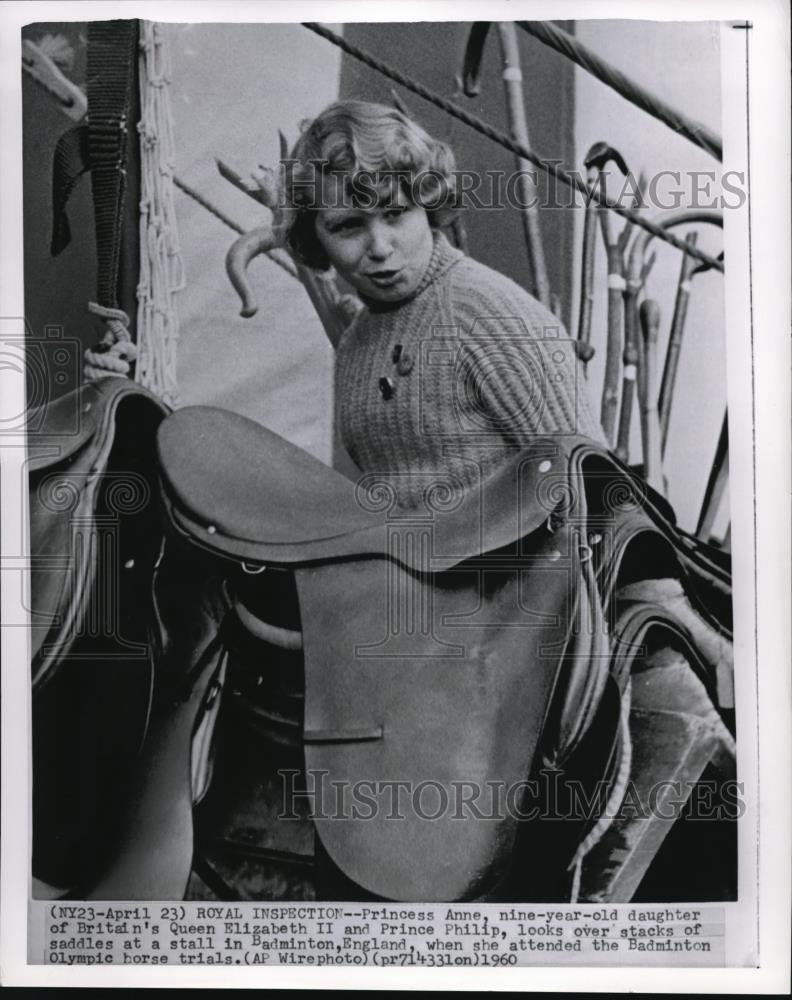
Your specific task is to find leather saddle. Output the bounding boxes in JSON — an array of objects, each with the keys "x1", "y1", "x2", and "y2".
[
  {"x1": 27, "y1": 387, "x2": 733, "y2": 901},
  {"x1": 28, "y1": 380, "x2": 228, "y2": 895},
  {"x1": 152, "y1": 405, "x2": 733, "y2": 902},
  {"x1": 28, "y1": 378, "x2": 167, "y2": 687}
]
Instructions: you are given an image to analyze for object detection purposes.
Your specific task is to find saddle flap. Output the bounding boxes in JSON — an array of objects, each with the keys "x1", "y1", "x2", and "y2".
[{"x1": 296, "y1": 519, "x2": 580, "y2": 902}]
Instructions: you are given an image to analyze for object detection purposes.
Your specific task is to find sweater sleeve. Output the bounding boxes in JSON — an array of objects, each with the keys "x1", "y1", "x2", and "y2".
[{"x1": 451, "y1": 263, "x2": 606, "y2": 446}]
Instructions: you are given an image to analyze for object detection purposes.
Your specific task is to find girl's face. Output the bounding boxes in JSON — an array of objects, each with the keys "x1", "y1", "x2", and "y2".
[{"x1": 314, "y1": 183, "x2": 434, "y2": 304}]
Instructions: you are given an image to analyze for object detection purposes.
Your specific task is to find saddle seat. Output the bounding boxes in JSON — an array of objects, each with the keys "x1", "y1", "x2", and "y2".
[{"x1": 157, "y1": 406, "x2": 573, "y2": 569}]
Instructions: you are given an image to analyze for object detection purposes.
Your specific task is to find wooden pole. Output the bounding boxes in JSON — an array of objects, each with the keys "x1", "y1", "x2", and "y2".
[
  {"x1": 659, "y1": 232, "x2": 699, "y2": 453},
  {"x1": 496, "y1": 22, "x2": 551, "y2": 307},
  {"x1": 639, "y1": 298, "x2": 664, "y2": 493}
]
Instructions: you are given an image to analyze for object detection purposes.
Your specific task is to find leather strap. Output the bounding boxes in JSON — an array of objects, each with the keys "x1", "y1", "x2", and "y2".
[
  {"x1": 85, "y1": 20, "x2": 140, "y2": 309},
  {"x1": 50, "y1": 124, "x2": 90, "y2": 255}
]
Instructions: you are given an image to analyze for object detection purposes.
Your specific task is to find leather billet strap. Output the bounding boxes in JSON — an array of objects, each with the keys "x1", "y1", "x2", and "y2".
[{"x1": 86, "y1": 20, "x2": 140, "y2": 310}]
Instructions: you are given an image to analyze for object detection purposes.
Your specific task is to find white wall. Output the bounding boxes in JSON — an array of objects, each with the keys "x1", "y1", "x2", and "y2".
[
  {"x1": 169, "y1": 23, "x2": 341, "y2": 463},
  {"x1": 572, "y1": 20, "x2": 726, "y2": 533}
]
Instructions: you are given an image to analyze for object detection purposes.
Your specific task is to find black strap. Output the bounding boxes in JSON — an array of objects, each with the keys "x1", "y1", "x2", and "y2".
[
  {"x1": 50, "y1": 124, "x2": 90, "y2": 255},
  {"x1": 85, "y1": 20, "x2": 139, "y2": 309}
]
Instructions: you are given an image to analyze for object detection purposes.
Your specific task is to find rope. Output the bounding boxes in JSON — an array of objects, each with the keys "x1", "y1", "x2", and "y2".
[
  {"x1": 517, "y1": 21, "x2": 723, "y2": 162},
  {"x1": 172, "y1": 175, "x2": 299, "y2": 280},
  {"x1": 83, "y1": 302, "x2": 138, "y2": 380},
  {"x1": 136, "y1": 21, "x2": 184, "y2": 407},
  {"x1": 303, "y1": 22, "x2": 724, "y2": 273}
]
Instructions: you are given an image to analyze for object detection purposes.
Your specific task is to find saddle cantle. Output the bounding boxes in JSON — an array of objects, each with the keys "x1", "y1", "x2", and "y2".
[{"x1": 156, "y1": 406, "x2": 734, "y2": 902}]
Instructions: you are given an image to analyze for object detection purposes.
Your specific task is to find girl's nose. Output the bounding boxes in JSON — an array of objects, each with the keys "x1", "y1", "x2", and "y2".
[{"x1": 366, "y1": 219, "x2": 392, "y2": 260}]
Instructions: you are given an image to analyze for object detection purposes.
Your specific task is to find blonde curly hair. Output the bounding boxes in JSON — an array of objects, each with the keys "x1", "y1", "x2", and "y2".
[{"x1": 276, "y1": 100, "x2": 459, "y2": 269}]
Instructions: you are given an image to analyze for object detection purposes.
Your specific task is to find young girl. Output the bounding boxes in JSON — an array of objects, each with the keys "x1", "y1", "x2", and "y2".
[{"x1": 277, "y1": 100, "x2": 604, "y2": 508}]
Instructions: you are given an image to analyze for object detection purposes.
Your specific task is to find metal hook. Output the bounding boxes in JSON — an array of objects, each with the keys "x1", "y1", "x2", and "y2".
[{"x1": 241, "y1": 561, "x2": 268, "y2": 575}]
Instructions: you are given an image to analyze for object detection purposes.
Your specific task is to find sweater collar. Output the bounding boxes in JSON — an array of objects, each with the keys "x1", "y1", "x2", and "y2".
[{"x1": 359, "y1": 230, "x2": 464, "y2": 313}]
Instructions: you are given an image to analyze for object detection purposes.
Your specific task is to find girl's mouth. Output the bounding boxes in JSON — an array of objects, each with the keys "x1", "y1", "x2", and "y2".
[{"x1": 367, "y1": 268, "x2": 403, "y2": 287}]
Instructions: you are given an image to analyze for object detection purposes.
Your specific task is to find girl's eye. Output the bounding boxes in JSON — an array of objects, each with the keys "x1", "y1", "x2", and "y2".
[
  {"x1": 327, "y1": 217, "x2": 363, "y2": 234},
  {"x1": 385, "y1": 207, "x2": 406, "y2": 220}
]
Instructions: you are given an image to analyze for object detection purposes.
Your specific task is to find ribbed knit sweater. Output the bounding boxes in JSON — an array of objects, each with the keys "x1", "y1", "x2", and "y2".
[{"x1": 335, "y1": 231, "x2": 605, "y2": 509}]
